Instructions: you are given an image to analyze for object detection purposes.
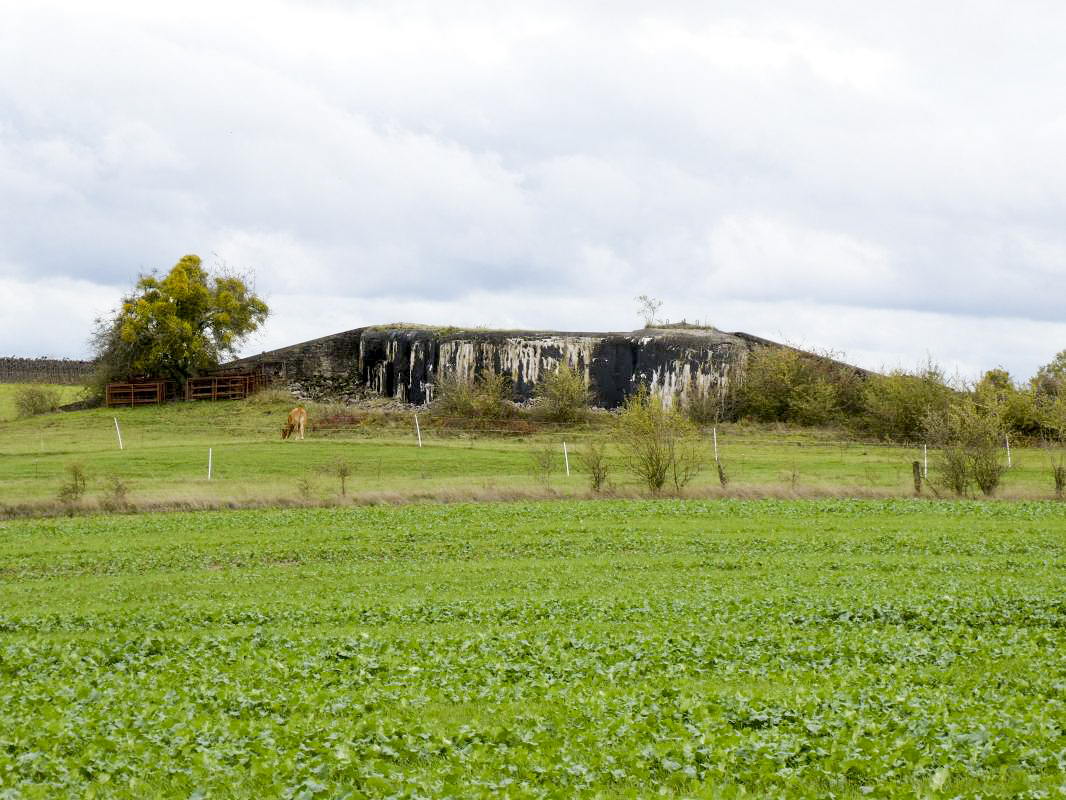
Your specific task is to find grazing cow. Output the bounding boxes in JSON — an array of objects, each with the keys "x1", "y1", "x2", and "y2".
[{"x1": 281, "y1": 406, "x2": 308, "y2": 440}]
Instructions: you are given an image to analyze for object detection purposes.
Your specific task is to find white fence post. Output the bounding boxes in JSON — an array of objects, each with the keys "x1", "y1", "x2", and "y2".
[
  {"x1": 414, "y1": 413, "x2": 422, "y2": 448},
  {"x1": 923, "y1": 444, "x2": 928, "y2": 478},
  {"x1": 563, "y1": 442, "x2": 570, "y2": 477},
  {"x1": 1005, "y1": 434, "x2": 1012, "y2": 468},
  {"x1": 114, "y1": 417, "x2": 124, "y2": 451},
  {"x1": 713, "y1": 427, "x2": 719, "y2": 463},
  {"x1": 208, "y1": 448, "x2": 213, "y2": 481}
]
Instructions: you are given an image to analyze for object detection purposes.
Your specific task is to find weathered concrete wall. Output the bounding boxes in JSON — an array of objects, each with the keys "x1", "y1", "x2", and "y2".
[
  {"x1": 0, "y1": 357, "x2": 95, "y2": 384},
  {"x1": 224, "y1": 326, "x2": 776, "y2": 408}
]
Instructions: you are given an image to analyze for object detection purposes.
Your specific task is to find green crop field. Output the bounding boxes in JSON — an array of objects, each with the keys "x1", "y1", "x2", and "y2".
[
  {"x1": 1, "y1": 393, "x2": 1064, "y2": 512},
  {"x1": 1, "y1": 498, "x2": 1064, "y2": 797}
]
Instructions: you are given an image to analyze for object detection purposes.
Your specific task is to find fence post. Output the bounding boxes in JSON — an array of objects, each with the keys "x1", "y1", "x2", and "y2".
[
  {"x1": 208, "y1": 448, "x2": 213, "y2": 481},
  {"x1": 563, "y1": 442, "x2": 570, "y2": 477},
  {"x1": 713, "y1": 427, "x2": 719, "y2": 463},
  {"x1": 1005, "y1": 434, "x2": 1012, "y2": 468},
  {"x1": 114, "y1": 417, "x2": 124, "y2": 451},
  {"x1": 923, "y1": 444, "x2": 928, "y2": 478},
  {"x1": 414, "y1": 413, "x2": 422, "y2": 447}
]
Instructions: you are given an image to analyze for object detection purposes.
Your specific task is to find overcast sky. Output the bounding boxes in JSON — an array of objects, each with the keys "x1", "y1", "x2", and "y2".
[{"x1": 2, "y1": 1, "x2": 1065, "y2": 382}]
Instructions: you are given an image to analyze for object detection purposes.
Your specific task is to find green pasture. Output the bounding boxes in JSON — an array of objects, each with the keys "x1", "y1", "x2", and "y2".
[
  {"x1": 0, "y1": 393, "x2": 1063, "y2": 511},
  {"x1": 1, "y1": 498, "x2": 1064, "y2": 797}
]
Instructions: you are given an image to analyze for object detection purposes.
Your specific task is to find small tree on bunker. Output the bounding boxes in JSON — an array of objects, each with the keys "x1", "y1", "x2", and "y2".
[
  {"x1": 91, "y1": 255, "x2": 268, "y2": 391},
  {"x1": 636, "y1": 295, "x2": 663, "y2": 328}
]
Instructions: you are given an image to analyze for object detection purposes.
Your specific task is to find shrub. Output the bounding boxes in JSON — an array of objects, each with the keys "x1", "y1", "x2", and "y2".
[
  {"x1": 735, "y1": 345, "x2": 862, "y2": 427},
  {"x1": 735, "y1": 346, "x2": 799, "y2": 422},
  {"x1": 861, "y1": 362, "x2": 955, "y2": 441},
  {"x1": 534, "y1": 364, "x2": 590, "y2": 423},
  {"x1": 615, "y1": 386, "x2": 703, "y2": 492},
  {"x1": 1053, "y1": 457, "x2": 1066, "y2": 498},
  {"x1": 528, "y1": 445, "x2": 557, "y2": 489},
  {"x1": 99, "y1": 475, "x2": 131, "y2": 512},
  {"x1": 296, "y1": 476, "x2": 316, "y2": 502},
  {"x1": 433, "y1": 370, "x2": 514, "y2": 419},
  {"x1": 974, "y1": 368, "x2": 1044, "y2": 439},
  {"x1": 15, "y1": 384, "x2": 62, "y2": 417},
  {"x1": 57, "y1": 463, "x2": 88, "y2": 512},
  {"x1": 682, "y1": 388, "x2": 730, "y2": 425},
  {"x1": 923, "y1": 399, "x2": 1005, "y2": 496},
  {"x1": 579, "y1": 440, "x2": 611, "y2": 492},
  {"x1": 971, "y1": 446, "x2": 1006, "y2": 496},
  {"x1": 325, "y1": 458, "x2": 353, "y2": 496},
  {"x1": 936, "y1": 446, "x2": 972, "y2": 496},
  {"x1": 247, "y1": 387, "x2": 295, "y2": 405},
  {"x1": 716, "y1": 460, "x2": 728, "y2": 488}
]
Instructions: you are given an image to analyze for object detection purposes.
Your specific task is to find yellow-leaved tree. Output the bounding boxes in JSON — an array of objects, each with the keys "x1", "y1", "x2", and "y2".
[{"x1": 91, "y1": 255, "x2": 268, "y2": 390}]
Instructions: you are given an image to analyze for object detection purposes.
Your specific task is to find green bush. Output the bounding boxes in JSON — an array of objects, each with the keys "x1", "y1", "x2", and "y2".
[
  {"x1": 923, "y1": 399, "x2": 1005, "y2": 496},
  {"x1": 682, "y1": 387, "x2": 730, "y2": 425},
  {"x1": 615, "y1": 386, "x2": 702, "y2": 492},
  {"x1": 1032, "y1": 350, "x2": 1066, "y2": 400},
  {"x1": 579, "y1": 440, "x2": 611, "y2": 492},
  {"x1": 860, "y1": 363, "x2": 954, "y2": 441},
  {"x1": 56, "y1": 462, "x2": 88, "y2": 513},
  {"x1": 14, "y1": 384, "x2": 62, "y2": 417},
  {"x1": 528, "y1": 445, "x2": 557, "y2": 488},
  {"x1": 534, "y1": 363, "x2": 589, "y2": 423},
  {"x1": 735, "y1": 346, "x2": 798, "y2": 422},
  {"x1": 735, "y1": 346, "x2": 862, "y2": 427},
  {"x1": 974, "y1": 368, "x2": 1044, "y2": 439},
  {"x1": 433, "y1": 370, "x2": 514, "y2": 419}
]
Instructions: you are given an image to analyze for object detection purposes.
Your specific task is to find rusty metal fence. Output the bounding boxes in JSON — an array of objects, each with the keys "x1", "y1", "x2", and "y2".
[
  {"x1": 184, "y1": 373, "x2": 264, "y2": 402},
  {"x1": 105, "y1": 372, "x2": 265, "y2": 407},
  {"x1": 105, "y1": 381, "x2": 178, "y2": 407}
]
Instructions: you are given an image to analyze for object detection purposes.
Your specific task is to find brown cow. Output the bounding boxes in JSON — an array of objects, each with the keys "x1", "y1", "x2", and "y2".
[{"x1": 281, "y1": 406, "x2": 308, "y2": 440}]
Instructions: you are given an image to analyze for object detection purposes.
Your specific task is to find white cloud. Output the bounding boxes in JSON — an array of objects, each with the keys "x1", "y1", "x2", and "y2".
[
  {"x1": 1, "y1": 0, "x2": 1064, "y2": 383},
  {"x1": 633, "y1": 18, "x2": 895, "y2": 92},
  {"x1": 706, "y1": 216, "x2": 894, "y2": 304},
  {"x1": 0, "y1": 276, "x2": 121, "y2": 359}
]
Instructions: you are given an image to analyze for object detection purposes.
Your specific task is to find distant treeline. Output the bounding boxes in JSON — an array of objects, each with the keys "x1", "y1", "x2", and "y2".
[
  {"x1": 718, "y1": 346, "x2": 1066, "y2": 444},
  {"x1": 0, "y1": 357, "x2": 95, "y2": 385}
]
